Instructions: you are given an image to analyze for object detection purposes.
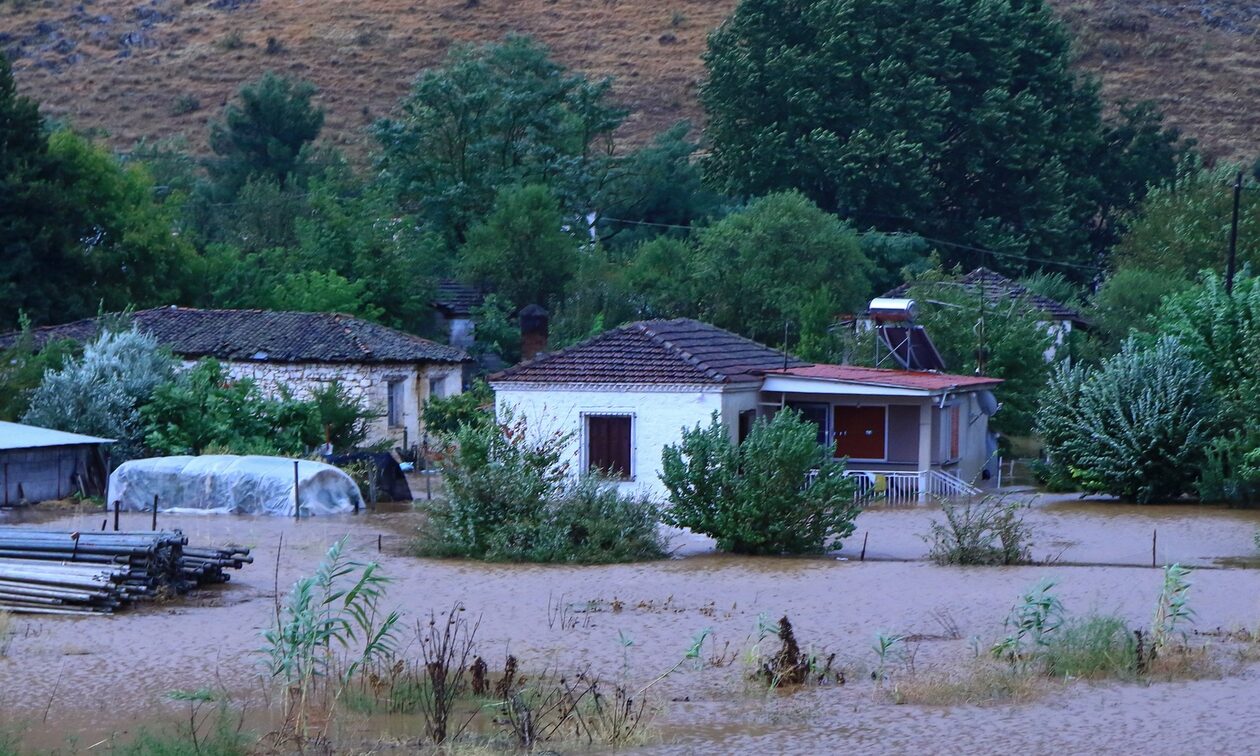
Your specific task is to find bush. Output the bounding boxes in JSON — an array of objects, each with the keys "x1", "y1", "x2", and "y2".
[
  {"x1": 0, "y1": 315, "x2": 78, "y2": 421},
  {"x1": 22, "y1": 328, "x2": 175, "y2": 460},
  {"x1": 421, "y1": 379, "x2": 493, "y2": 437},
  {"x1": 419, "y1": 413, "x2": 664, "y2": 563},
  {"x1": 1040, "y1": 615, "x2": 1138, "y2": 679},
  {"x1": 924, "y1": 496, "x2": 1031, "y2": 566},
  {"x1": 142, "y1": 360, "x2": 376, "y2": 456},
  {"x1": 1035, "y1": 337, "x2": 1218, "y2": 502},
  {"x1": 660, "y1": 410, "x2": 859, "y2": 555}
]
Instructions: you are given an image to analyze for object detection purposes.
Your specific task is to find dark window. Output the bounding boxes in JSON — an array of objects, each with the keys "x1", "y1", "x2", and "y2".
[
  {"x1": 387, "y1": 380, "x2": 406, "y2": 427},
  {"x1": 587, "y1": 415, "x2": 632, "y2": 479},
  {"x1": 786, "y1": 402, "x2": 830, "y2": 447},
  {"x1": 738, "y1": 409, "x2": 757, "y2": 445}
]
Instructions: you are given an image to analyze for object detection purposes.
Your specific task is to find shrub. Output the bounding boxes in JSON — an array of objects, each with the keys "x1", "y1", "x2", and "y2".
[
  {"x1": 660, "y1": 410, "x2": 859, "y2": 555},
  {"x1": 23, "y1": 328, "x2": 175, "y2": 460},
  {"x1": 1040, "y1": 615, "x2": 1138, "y2": 679},
  {"x1": 421, "y1": 379, "x2": 493, "y2": 437},
  {"x1": 142, "y1": 360, "x2": 376, "y2": 456},
  {"x1": 0, "y1": 314, "x2": 78, "y2": 421},
  {"x1": 924, "y1": 495, "x2": 1031, "y2": 566},
  {"x1": 419, "y1": 413, "x2": 664, "y2": 563},
  {"x1": 1035, "y1": 337, "x2": 1218, "y2": 502}
]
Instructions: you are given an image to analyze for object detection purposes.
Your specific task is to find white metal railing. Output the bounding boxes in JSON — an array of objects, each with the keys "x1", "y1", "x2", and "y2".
[{"x1": 807, "y1": 468, "x2": 982, "y2": 505}]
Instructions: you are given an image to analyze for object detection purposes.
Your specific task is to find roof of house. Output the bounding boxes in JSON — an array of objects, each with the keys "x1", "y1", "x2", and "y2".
[
  {"x1": 764, "y1": 364, "x2": 1002, "y2": 391},
  {"x1": 879, "y1": 267, "x2": 1087, "y2": 325},
  {"x1": 490, "y1": 318, "x2": 806, "y2": 385},
  {"x1": 0, "y1": 421, "x2": 114, "y2": 451},
  {"x1": 0, "y1": 307, "x2": 468, "y2": 365},
  {"x1": 432, "y1": 280, "x2": 485, "y2": 317}
]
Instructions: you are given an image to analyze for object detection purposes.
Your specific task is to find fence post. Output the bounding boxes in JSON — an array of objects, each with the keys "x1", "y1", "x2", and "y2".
[
  {"x1": 113, "y1": 500, "x2": 120, "y2": 532},
  {"x1": 152, "y1": 494, "x2": 159, "y2": 531},
  {"x1": 293, "y1": 460, "x2": 300, "y2": 521}
]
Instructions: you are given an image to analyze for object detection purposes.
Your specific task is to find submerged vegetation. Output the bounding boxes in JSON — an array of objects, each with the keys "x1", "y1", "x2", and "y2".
[
  {"x1": 924, "y1": 495, "x2": 1032, "y2": 566},
  {"x1": 417, "y1": 412, "x2": 666, "y2": 563}
]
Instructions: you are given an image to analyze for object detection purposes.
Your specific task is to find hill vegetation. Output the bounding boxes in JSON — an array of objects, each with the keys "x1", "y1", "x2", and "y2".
[{"x1": 2, "y1": 0, "x2": 1258, "y2": 161}]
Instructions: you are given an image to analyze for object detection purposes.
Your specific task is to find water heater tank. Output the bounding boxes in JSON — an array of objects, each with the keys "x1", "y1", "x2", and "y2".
[{"x1": 868, "y1": 297, "x2": 918, "y2": 322}]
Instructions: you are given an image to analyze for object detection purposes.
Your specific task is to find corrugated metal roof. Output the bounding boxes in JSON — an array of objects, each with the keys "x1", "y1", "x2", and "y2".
[{"x1": 0, "y1": 422, "x2": 115, "y2": 450}]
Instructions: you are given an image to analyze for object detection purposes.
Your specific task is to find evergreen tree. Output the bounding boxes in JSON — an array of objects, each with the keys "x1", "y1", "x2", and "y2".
[{"x1": 208, "y1": 72, "x2": 324, "y2": 196}]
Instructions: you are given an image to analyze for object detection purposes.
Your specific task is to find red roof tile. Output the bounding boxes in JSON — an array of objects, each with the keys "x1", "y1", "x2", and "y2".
[
  {"x1": 765, "y1": 364, "x2": 1002, "y2": 391},
  {"x1": 491, "y1": 318, "x2": 806, "y2": 385}
]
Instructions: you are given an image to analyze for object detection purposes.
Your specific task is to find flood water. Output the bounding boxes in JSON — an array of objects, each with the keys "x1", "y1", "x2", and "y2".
[{"x1": 1, "y1": 497, "x2": 1259, "y2": 754}]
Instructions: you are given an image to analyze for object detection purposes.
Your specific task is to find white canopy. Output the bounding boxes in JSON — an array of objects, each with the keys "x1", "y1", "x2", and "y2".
[{"x1": 108, "y1": 455, "x2": 364, "y2": 516}]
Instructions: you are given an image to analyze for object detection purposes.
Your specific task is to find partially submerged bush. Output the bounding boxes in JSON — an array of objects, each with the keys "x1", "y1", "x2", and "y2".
[
  {"x1": 419, "y1": 413, "x2": 665, "y2": 563},
  {"x1": 421, "y1": 378, "x2": 493, "y2": 436},
  {"x1": 924, "y1": 495, "x2": 1031, "y2": 565},
  {"x1": 660, "y1": 410, "x2": 859, "y2": 555},
  {"x1": 1035, "y1": 337, "x2": 1218, "y2": 502}
]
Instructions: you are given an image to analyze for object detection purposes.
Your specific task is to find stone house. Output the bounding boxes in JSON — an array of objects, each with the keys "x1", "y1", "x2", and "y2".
[
  {"x1": 490, "y1": 318, "x2": 1000, "y2": 503},
  {"x1": 3, "y1": 307, "x2": 469, "y2": 451}
]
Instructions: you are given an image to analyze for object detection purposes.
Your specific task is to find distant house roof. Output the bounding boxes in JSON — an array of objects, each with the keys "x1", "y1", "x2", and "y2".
[
  {"x1": 0, "y1": 421, "x2": 114, "y2": 451},
  {"x1": 432, "y1": 280, "x2": 485, "y2": 317},
  {"x1": 491, "y1": 318, "x2": 805, "y2": 386},
  {"x1": 764, "y1": 365, "x2": 1002, "y2": 392},
  {"x1": 0, "y1": 308, "x2": 468, "y2": 365},
  {"x1": 879, "y1": 268, "x2": 1087, "y2": 326}
]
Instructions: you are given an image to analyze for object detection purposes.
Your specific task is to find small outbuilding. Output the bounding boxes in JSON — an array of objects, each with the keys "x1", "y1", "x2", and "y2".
[{"x1": 0, "y1": 421, "x2": 114, "y2": 506}]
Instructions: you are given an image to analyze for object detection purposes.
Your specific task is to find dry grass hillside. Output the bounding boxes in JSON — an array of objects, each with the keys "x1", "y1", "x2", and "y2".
[{"x1": 1, "y1": 0, "x2": 1257, "y2": 161}]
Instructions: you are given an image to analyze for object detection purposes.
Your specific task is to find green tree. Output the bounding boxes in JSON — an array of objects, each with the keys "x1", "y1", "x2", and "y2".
[
  {"x1": 458, "y1": 184, "x2": 579, "y2": 310},
  {"x1": 702, "y1": 0, "x2": 1182, "y2": 275},
  {"x1": 269, "y1": 270, "x2": 384, "y2": 321},
  {"x1": 660, "y1": 410, "x2": 860, "y2": 555},
  {"x1": 1035, "y1": 338, "x2": 1217, "y2": 503},
  {"x1": 1114, "y1": 165, "x2": 1260, "y2": 278},
  {"x1": 208, "y1": 72, "x2": 324, "y2": 196},
  {"x1": 375, "y1": 36, "x2": 625, "y2": 243},
  {"x1": 0, "y1": 315, "x2": 79, "y2": 421},
  {"x1": 1088, "y1": 266, "x2": 1192, "y2": 352},
  {"x1": 690, "y1": 191, "x2": 871, "y2": 346},
  {"x1": 900, "y1": 271, "x2": 1053, "y2": 437}
]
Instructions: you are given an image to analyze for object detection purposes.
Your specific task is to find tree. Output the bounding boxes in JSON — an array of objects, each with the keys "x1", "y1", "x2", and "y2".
[
  {"x1": 1, "y1": 128, "x2": 201, "y2": 328},
  {"x1": 1114, "y1": 165, "x2": 1260, "y2": 278},
  {"x1": 701, "y1": 0, "x2": 1183, "y2": 275},
  {"x1": 23, "y1": 328, "x2": 175, "y2": 461},
  {"x1": 900, "y1": 271, "x2": 1053, "y2": 437},
  {"x1": 1035, "y1": 338, "x2": 1217, "y2": 503},
  {"x1": 458, "y1": 184, "x2": 579, "y2": 310},
  {"x1": 690, "y1": 191, "x2": 871, "y2": 346},
  {"x1": 1088, "y1": 266, "x2": 1192, "y2": 352},
  {"x1": 375, "y1": 36, "x2": 625, "y2": 243},
  {"x1": 268, "y1": 270, "x2": 384, "y2": 321},
  {"x1": 0, "y1": 315, "x2": 79, "y2": 421},
  {"x1": 208, "y1": 72, "x2": 324, "y2": 196},
  {"x1": 660, "y1": 410, "x2": 860, "y2": 555}
]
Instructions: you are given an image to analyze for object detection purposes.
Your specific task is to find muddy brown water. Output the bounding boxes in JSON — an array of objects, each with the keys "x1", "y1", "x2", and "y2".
[{"x1": 1, "y1": 499, "x2": 1259, "y2": 754}]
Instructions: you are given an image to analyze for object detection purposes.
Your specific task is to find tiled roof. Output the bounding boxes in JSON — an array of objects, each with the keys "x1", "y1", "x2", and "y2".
[
  {"x1": 880, "y1": 267, "x2": 1087, "y2": 325},
  {"x1": 0, "y1": 308, "x2": 468, "y2": 365},
  {"x1": 432, "y1": 280, "x2": 485, "y2": 316},
  {"x1": 766, "y1": 364, "x2": 1002, "y2": 391},
  {"x1": 490, "y1": 318, "x2": 805, "y2": 385}
]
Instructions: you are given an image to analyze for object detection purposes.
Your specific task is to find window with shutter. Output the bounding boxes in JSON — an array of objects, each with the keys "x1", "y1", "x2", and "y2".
[{"x1": 586, "y1": 415, "x2": 632, "y2": 479}]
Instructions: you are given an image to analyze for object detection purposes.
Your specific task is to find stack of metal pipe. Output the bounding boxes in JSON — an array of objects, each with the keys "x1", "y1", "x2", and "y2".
[{"x1": 0, "y1": 529, "x2": 252, "y2": 615}]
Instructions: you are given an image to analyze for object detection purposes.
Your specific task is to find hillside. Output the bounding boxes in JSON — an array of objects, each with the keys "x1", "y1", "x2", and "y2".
[{"x1": 2, "y1": 0, "x2": 1257, "y2": 161}]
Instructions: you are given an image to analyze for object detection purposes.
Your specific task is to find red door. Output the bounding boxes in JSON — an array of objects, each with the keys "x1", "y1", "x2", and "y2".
[{"x1": 834, "y1": 406, "x2": 886, "y2": 460}]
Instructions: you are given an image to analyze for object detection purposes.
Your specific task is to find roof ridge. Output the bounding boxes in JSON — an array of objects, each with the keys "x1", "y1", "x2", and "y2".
[{"x1": 638, "y1": 319, "x2": 729, "y2": 383}]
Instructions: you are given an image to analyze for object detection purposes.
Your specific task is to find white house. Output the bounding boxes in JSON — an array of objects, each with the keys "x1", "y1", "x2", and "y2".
[
  {"x1": 490, "y1": 318, "x2": 1001, "y2": 502},
  {"x1": 1, "y1": 307, "x2": 470, "y2": 452}
]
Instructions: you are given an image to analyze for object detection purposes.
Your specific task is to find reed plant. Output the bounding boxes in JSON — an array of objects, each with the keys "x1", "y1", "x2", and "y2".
[{"x1": 260, "y1": 537, "x2": 401, "y2": 742}]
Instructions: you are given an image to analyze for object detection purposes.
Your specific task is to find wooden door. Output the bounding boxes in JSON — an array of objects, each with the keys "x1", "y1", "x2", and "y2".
[{"x1": 834, "y1": 406, "x2": 887, "y2": 460}]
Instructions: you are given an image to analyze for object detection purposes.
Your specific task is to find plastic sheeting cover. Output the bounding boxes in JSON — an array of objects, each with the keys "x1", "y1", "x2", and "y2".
[{"x1": 109, "y1": 455, "x2": 365, "y2": 516}]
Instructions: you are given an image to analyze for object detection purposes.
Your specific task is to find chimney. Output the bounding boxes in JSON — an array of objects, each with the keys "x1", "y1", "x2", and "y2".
[{"x1": 519, "y1": 304, "x2": 549, "y2": 362}]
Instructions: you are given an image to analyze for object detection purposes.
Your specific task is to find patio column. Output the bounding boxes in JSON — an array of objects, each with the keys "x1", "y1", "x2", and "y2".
[{"x1": 917, "y1": 399, "x2": 933, "y2": 501}]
